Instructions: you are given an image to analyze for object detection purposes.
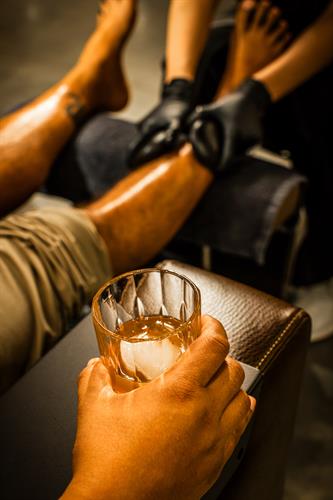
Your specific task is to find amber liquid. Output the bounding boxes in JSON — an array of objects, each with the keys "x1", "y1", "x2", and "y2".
[
  {"x1": 118, "y1": 315, "x2": 184, "y2": 341},
  {"x1": 110, "y1": 315, "x2": 190, "y2": 392}
]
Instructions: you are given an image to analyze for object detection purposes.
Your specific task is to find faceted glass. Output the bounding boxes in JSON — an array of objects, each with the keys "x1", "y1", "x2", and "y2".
[{"x1": 92, "y1": 268, "x2": 201, "y2": 392}]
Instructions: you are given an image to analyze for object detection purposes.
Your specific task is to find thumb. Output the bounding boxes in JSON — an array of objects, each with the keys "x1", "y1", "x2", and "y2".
[
  {"x1": 89, "y1": 359, "x2": 114, "y2": 394},
  {"x1": 78, "y1": 358, "x2": 114, "y2": 401},
  {"x1": 168, "y1": 315, "x2": 230, "y2": 388}
]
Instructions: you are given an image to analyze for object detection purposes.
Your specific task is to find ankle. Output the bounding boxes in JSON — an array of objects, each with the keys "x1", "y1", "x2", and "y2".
[{"x1": 62, "y1": 67, "x2": 99, "y2": 113}]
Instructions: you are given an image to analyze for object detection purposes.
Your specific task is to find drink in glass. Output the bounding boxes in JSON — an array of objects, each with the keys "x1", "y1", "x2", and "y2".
[{"x1": 92, "y1": 269, "x2": 201, "y2": 392}]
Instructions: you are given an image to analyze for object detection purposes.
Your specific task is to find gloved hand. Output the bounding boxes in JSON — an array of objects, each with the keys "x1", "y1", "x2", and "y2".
[
  {"x1": 188, "y1": 79, "x2": 272, "y2": 173},
  {"x1": 128, "y1": 78, "x2": 195, "y2": 167}
]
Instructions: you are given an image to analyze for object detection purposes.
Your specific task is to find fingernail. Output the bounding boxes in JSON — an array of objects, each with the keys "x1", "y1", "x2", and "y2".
[
  {"x1": 87, "y1": 358, "x2": 99, "y2": 367},
  {"x1": 249, "y1": 396, "x2": 256, "y2": 412}
]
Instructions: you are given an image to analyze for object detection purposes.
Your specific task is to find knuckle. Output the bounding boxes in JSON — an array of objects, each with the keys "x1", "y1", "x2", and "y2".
[
  {"x1": 166, "y1": 375, "x2": 197, "y2": 403},
  {"x1": 207, "y1": 328, "x2": 230, "y2": 357},
  {"x1": 223, "y1": 435, "x2": 238, "y2": 464},
  {"x1": 238, "y1": 390, "x2": 251, "y2": 413},
  {"x1": 227, "y1": 358, "x2": 245, "y2": 387}
]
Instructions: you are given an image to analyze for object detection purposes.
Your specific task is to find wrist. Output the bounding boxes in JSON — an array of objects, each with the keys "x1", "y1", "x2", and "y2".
[
  {"x1": 165, "y1": 67, "x2": 196, "y2": 84},
  {"x1": 161, "y1": 78, "x2": 195, "y2": 104},
  {"x1": 237, "y1": 78, "x2": 272, "y2": 113},
  {"x1": 252, "y1": 71, "x2": 279, "y2": 102}
]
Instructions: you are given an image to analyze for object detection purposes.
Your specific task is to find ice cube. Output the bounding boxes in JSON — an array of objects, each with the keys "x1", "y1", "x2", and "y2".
[{"x1": 120, "y1": 338, "x2": 180, "y2": 380}]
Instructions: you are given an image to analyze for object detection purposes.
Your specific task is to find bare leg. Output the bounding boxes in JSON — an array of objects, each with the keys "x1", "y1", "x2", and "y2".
[
  {"x1": 0, "y1": 0, "x2": 212, "y2": 278},
  {"x1": 217, "y1": 0, "x2": 290, "y2": 98},
  {"x1": 85, "y1": 146, "x2": 213, "y2": 274},
  {"x1": 0, "y1": 0, "x2": 136, "y2": 216},
  {"x1": 165, "y1": 0, "x2": 220, "y2": 82}
]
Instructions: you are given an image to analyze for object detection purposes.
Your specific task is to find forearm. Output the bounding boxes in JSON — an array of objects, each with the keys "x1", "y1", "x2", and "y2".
[
  {"x1": 0, "y1": 76, "x2": 88, "y2": 216},
  {"x1": 254, "y1": 1, "x2": 333, "y2": 101},
  {"x1": 165, "y1": 0, "x2": 220, "y2": 82}
]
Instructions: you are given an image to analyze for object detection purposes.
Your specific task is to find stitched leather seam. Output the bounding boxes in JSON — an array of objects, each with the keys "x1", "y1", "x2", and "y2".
[{"x1": 255, "y1": 310, "x2": 306, "y2": 369}]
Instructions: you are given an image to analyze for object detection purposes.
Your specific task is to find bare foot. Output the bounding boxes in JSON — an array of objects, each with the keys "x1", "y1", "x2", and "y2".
[
  {"x1": 66, "y1": 0, "x2": 137, "y2": 112},
  {"x1": 218, "y1": 0, "x2": 291, "y2": 98}
]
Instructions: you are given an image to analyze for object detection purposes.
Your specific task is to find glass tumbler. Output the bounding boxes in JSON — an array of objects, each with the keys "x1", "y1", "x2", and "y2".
[{"x1": 92, "y1": 268, "x2": 201, "y2": 392}]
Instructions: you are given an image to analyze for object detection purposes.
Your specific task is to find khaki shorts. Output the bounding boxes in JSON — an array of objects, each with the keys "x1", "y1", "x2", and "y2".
[{"x1": 0, "y1": 206, "x2": 111, "y2": 393}]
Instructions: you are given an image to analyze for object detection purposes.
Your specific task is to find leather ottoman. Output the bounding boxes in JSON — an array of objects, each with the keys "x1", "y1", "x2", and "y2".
[{"x1": 158, "y1": 261, "x2": 311, "y2": 500}]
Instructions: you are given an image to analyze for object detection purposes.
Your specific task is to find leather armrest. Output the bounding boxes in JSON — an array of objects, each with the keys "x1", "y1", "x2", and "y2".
[{"x1": 157, "y1": 260, "x2": 311, "y2": 500}]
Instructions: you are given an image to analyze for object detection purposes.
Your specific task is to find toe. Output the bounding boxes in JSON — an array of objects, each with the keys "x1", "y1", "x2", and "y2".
[
  {"x1": 265, "y1": 6, "x2": 281, "y2": 32},
  {"x1": 253, "y1": 0, "x2": 270, "y2": 27},
  {"x1": 274, "y1": 31, "x2": 292, "y2": 54},
  {"x1": 270, "y1": 19, "x2": 289, "y2": 43},
  {"x1": 280, "y1": 32, "x2": 293, "y2": 52},
  {"x1": 236, "y1": 0, "x2": 256, "y2": 32}
]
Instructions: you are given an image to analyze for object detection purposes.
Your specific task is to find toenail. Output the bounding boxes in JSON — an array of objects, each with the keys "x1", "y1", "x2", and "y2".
[
  {"x1": 243, "y1": 0, "x2": 255, "y2": 10},
  {"x1": 87, "y1": 358, "x2": 99, "y2": 368}
]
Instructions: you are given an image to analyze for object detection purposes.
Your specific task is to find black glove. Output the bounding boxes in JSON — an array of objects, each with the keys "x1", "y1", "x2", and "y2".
[
  {"x1": 188, "y1": 79, "x2": 272, "y2": 173},
  {"x1": 128, "y1": 78, "x2": 195, "y2": 167}
]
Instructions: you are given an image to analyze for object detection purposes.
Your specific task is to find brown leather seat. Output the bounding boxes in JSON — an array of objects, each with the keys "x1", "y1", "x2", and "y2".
[{"x1": 158, "y1": 260, "x2": 311, "y2": 500}]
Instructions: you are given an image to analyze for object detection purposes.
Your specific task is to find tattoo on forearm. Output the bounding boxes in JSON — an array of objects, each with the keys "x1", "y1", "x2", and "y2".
[{"x1": 66, "y1": 92, "x2": 87, "y2": 125}]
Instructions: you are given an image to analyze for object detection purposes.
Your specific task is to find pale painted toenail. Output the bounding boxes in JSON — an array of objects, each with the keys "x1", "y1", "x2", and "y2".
[{"x1": 87, "y1": 358, "x2": 99, "y2": 367}]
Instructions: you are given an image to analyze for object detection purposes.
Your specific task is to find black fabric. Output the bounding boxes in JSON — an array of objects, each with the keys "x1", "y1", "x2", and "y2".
[
  {"x1": 46, "y1": 115, "x2": 138, "y2": 201},
  {"x1": 263, "y1": 64, "x2": 333, "y2": 285}
]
